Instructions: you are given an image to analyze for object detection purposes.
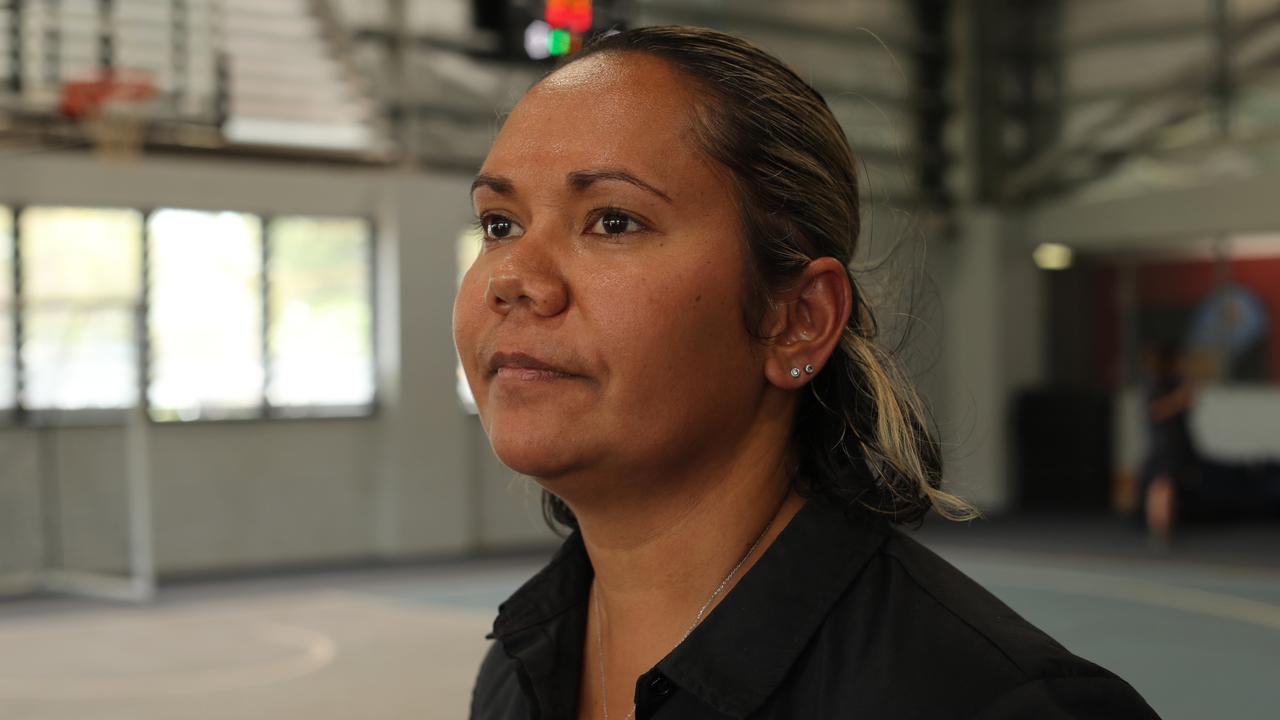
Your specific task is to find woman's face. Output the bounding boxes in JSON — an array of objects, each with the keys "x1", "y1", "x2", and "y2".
[{"x1": 453, "y1": 53, "x2": 769, "y2": 486}]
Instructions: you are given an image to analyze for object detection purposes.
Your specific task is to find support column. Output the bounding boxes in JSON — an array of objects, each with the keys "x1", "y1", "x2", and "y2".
[
  {"x1": 373, "y1": 172, "x2": 473, "y2": 556},
  {"x1": 939, "y1": 208, "x2": 1045, "y2": 512}
]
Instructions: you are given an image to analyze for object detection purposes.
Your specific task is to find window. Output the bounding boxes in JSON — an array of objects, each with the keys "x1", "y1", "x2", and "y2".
[
  {"x1": 267, "y1": 216, "x2": 374, "y2": 410},
  {"x1": 0, "y1": 204, "x2": 376, "y2": 423},
  {"x1": 20, "y1": 207, "x2": 142, "y2": 411},
  {"x1": 148, "y1": 209, "x2": 263, "y2": 421},
  {"x1": 455, "y1": 225, "x2": 483, "y2": 414},
  {"x1": 0, "y1": 208, "x2": 12, "y2": 410}
]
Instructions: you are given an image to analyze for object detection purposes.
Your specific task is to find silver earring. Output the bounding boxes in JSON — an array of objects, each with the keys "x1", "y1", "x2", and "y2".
[
  {"x1": 789, "y1": 367, "x2": 801, "y2": 378},
  {"x1": 804, "y1": 364, "x2": 815, "y2": 374}
]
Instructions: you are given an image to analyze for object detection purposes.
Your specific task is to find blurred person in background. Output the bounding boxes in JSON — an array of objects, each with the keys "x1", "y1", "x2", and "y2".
[
  {"x1": 1140, "y1": 333, "x2": 1280, "y2": 547},
  {"x1": 455, "y1": 26, "x2": 1159, "y2": 720},
  {"x1": 1140, "y1": 342, "x2": 1200, "y2": 547}
]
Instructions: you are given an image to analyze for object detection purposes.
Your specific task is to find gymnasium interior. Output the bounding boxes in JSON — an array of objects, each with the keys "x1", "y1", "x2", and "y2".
[{"x1": 1, "y1": 1, "x2": 1278, "y2": 718}]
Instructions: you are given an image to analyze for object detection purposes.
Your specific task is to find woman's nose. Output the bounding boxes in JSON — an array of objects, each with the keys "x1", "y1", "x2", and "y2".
[{"x1": 484, "y1": 241, "x2": 569, "y2": 318}]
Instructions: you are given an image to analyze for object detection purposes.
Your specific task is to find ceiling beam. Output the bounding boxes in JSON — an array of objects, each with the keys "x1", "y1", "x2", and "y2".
[{"x1": 1024, "y1": 168, "x2": 1280, "y2": 250}]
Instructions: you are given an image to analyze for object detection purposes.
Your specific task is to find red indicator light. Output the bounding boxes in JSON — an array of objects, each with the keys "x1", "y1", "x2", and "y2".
[{"x1": 546, "y1": 0, "x2": 592, "y2": 33}]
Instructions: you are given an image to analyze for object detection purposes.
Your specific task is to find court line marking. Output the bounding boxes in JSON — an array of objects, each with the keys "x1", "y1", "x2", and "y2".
[
  {"x1": 968, "y1": 562, "x2": 1280, "y2": 632},
  {"x1": 928, "y1": 541, "x2": 1280, "y2": 581},
  {"x1": 0, "y1": 621, "x2": 337, "y2": 701}
]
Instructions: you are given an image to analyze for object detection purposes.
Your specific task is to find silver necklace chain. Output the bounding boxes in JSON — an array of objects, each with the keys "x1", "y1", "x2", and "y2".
[{"x1": 591, "y1": 500, "x2": 785, "y2": 720}]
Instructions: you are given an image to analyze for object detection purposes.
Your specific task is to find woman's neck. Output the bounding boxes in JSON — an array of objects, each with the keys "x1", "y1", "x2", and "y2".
[
  {"x1": 571, "y1": 437, "x2": 806, "y2": 661},
  {"x1": 581, "y1": 460, "x2": 797, "y2": 600}
]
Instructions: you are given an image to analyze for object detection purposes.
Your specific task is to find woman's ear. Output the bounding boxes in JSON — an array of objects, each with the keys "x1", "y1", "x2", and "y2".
[{"x1": 762, "y1": 257, "x2": 852, "y2": 388}]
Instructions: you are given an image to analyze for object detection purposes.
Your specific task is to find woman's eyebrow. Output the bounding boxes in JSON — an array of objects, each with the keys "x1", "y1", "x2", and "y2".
[
  {"x1": 567, "y1": 169, "x2": 674, "y2": 205},
  {"x1": 469, "y1": 169, "x2": 674, "y2": 205},
  {"x1": 470, "y1": 174, "x2": 515, "y2": 198}
]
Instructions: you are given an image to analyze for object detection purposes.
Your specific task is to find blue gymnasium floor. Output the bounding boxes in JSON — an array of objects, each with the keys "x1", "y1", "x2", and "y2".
[{"x1": 1, "y1": 516, "x2": 1277, "y2": 719}]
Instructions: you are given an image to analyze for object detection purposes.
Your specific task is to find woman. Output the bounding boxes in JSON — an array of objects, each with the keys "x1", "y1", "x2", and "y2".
[{"x1": 456, "y1": 26, "x2": 1158, "y2": 720}]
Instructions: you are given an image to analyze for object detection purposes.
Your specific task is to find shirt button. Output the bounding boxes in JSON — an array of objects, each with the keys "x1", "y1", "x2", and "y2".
[{"x1": 647, "y1": 673, "x2": 674, "y2": 697}]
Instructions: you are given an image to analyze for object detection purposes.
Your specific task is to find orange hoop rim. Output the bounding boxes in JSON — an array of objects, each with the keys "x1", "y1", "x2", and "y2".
[{"x1": 59, "y1": 68, "x2": 157, "y2": 120}]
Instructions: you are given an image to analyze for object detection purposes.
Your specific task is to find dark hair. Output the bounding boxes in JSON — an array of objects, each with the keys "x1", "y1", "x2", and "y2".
[{"x1": 537, "y1": 25, "x2": 975, "y2": 530}]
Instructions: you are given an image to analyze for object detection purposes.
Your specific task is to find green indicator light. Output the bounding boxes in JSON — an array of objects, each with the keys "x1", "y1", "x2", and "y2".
[{"x1": 549, "y1": 29, "x2": 571, "y2": 56}]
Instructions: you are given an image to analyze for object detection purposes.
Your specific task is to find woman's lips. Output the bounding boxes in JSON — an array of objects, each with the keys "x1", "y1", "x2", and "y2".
[
  {"x1": 495, "y1": 366, "x2": 575, "y2": 381},
  {"x1": 487, "y1": 350, "x2": 581, "y2": 380}
]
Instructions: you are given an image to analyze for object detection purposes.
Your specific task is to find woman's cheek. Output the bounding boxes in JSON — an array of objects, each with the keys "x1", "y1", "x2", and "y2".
[{"x1": 608, "y1": 271, "x2": 723, "y2": 387}]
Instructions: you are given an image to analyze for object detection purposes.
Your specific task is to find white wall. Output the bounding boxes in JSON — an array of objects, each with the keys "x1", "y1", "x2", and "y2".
[
  {"x1": 1116, "y1": 385, "x2": 1280, "y2": 477},
  {"x1": 0, "y1": 152, "x2": 551, "y2": 582},
  {"x1": 0, "y1": 429, "x2": 42, "y2": 579}
]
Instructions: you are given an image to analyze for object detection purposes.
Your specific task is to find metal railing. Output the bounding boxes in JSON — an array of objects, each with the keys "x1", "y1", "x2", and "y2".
[{"x1": 994, "y1": 1, "x2": 1280, "y2": 202}]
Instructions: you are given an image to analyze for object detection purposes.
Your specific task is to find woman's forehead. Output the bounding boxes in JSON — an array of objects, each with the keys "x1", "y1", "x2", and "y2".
[{"x1": 483, "y1": 54, "x2": 702, "y2": 181}]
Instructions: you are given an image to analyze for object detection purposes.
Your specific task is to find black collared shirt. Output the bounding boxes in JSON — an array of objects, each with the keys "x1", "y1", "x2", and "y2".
[{"x1": 470, "y1": 498, "x2": 1160, "y2": 719}]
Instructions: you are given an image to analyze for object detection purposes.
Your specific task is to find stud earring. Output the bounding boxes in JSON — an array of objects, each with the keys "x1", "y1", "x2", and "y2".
[
  {"x1": 804, "y1": 364, "x2": 815, "y2": 374},
  {"x1": 789, "y1": 367, "x2": 801, "y2": 378}
]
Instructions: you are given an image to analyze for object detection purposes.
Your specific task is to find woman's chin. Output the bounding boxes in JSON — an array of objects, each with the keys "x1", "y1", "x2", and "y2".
[
  {"x1": 486, "y1": 428, "x2": 587, "y2": 481},
  {"x1": 479, "y1": 403, "x2": 600, "y2": 477}
]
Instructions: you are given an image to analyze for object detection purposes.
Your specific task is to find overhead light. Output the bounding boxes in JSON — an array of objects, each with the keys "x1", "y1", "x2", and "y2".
[{"x1": 1033, "y1": 243, "x2": 1074, "y2": 270}]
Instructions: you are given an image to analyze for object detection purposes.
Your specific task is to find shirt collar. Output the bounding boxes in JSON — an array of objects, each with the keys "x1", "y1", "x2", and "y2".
[
  {"x1": 489, "y1": 496, "x2": 890, "y2": 719},
  {"x1": 488, "y1": 531, "x2": 593, "y2": 720},
  {"x1": 490, "y1": 530, "x2": 592, "y2": 640}
]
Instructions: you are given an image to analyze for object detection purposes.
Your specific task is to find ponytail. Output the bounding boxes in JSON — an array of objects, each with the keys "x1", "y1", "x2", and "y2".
[{"x1": 796, "y1": 280, "x2": 976, "y2": 524}]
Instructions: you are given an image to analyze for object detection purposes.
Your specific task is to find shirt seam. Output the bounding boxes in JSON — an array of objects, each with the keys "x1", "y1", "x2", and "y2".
[
  {"x1": 880, "y1": 540, "x2": 1030, "y2": 679},
  {"x1": 970, "y1": 675, "x2": 1144, "y2": 720}
]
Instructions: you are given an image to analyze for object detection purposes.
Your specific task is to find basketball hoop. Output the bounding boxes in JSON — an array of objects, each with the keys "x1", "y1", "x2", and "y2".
[{"x1": 59, "y1": 68, "x2": 157, "y2": 161}]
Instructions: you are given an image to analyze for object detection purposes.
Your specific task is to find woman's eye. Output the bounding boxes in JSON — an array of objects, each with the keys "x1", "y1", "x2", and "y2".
[
  {"x1": 589, "y1": 210, "x2": 643, "y2": 237},
  {"x1": 480, "y1": 214, "x2": 524, "y2": 241}
]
